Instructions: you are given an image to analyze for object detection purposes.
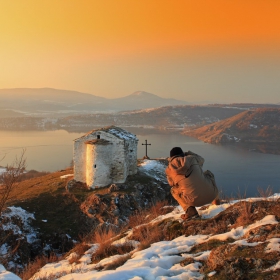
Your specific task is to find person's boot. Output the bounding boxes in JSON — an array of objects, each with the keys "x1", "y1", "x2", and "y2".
[{"x1": 181, "y1": 206, "x2": 199, "y2": 221}]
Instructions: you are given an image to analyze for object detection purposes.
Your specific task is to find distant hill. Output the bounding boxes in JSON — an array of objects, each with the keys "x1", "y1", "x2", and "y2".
[
  {"x1": 0, "y1": 88, "x2": 107, "y2": 114},
  {"x1": 184, "y1": 108, "x2": 280, "y2": 154},
  {"x1": 0, "y1": 88, "x2": 188, "y2": 116},
  {"x1": 108, "y1": 91, "x2": 187, "y2": 111}
]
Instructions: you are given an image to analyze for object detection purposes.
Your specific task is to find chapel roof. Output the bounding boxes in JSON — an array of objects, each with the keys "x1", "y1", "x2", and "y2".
[{"x1": 74, "y1": 126, "x2": 138, "y2": 141}]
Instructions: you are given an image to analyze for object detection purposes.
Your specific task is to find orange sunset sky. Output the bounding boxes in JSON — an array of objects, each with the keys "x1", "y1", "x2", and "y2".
[{"x1": 0, "y1": 0, "x2": 280, "y2": 103}]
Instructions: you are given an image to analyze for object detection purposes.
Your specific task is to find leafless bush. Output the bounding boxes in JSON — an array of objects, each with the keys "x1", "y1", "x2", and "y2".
[
  {"x1": 0, "y1": 149, "x2": 26, "y2": 215},
  {"x1": 257, "y1": 186, "x2": 273, "y2": 198}
]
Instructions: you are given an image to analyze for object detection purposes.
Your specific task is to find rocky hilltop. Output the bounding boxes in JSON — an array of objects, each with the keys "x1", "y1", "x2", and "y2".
[{"x1": 184, "y1": 108, "x2": 280, "y2": 155}]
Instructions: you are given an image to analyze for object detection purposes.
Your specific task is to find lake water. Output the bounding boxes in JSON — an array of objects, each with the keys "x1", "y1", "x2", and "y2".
[{"x1": 0, "y1": 129, "x2": 279, "y2": 198}]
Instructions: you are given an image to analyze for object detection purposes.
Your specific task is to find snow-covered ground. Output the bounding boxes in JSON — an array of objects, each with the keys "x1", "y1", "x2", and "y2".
[
  {"x1": 9, "y1": 194, "x2": 276, "y2": 280},
  {"x1": 138, "y1": 159, "x2": 167, "y2": 182},
  {"x1": 0, "y1": 167, "x2": 6, "y2": 175},
  {"x1": 0, "y1": 265, "x2": 21, "y2": 280},
  {"x1": 0, "y1": 207, "x2": 38, "y2": 279}
]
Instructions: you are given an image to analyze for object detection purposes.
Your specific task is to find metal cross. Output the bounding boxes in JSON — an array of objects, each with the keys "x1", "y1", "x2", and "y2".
[{"x1": 142, "y1": 139, "x2": 151, "y2": 159}]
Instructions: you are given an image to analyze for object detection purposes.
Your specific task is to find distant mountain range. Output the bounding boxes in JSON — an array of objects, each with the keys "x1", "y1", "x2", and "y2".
[
  {"x1": 184, "y1": 108, "x2": 280, "y2": 155},
  {"x1": 0, "y1": 88, "x2": 189, "y2": 116}
]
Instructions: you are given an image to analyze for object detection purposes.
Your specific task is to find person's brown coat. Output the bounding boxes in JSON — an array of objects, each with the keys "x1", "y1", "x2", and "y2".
[{"x1": 165, "y1": 151, "x2": 218, "y2": 211}]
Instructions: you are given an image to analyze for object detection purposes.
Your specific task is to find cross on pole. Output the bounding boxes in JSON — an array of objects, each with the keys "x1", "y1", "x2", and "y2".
[{"x1": 142, "y1": 139, "x2": 151, "y2": 159}]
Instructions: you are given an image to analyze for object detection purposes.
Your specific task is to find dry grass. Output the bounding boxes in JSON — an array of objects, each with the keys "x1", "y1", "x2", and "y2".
[
  {"x1": 81, "y1": 226, "x2": 134, "y2": 264},
  {"x1": 97, "y1": 254, "x2": 131, "y2": 271},
  {"x1": 92, "y1": 242, "x2": 134, "y2": 264},
  {"x1": 90, "y1": 226, "x2": 118, "y2": 244},
  {"x1": 18, "y1": 253, "x2": 62, "y2": 280},
  {"x1": 18, "y1": 170, "x2": 50, "y2": 182},
  {"x1": 127, "y1": 209, "x2": 149, "y2": 229},
  {"x1": 7, "y1": 168, "x2": 74, "y2": 204},
  {"x1": 18, "y1": 199, "x2": 171, "y2": 277},
  {"x1": 130, "y1": 223, "x2": 165, "y2": 251},
  {"x1": 126, "y1": 201, "x2": 172, "y2": 250},
  {"x1": 87, "y1": 202, "x2": 171, "y2": 265},
  {"x1": 257, "y1": 186, "x2": 274, "y2": 198},
  {"x1": 67, "y1": 242, "x2": 91, "y2": 264},
  {"x1": 236, "y1": 201, "x2": 253, "y2": 227},
  {"x1": 127, "y1": 200, "x2": 171, "y2": 229}
]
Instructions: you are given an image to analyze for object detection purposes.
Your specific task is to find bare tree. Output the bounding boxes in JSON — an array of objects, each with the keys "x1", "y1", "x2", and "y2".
[{"x1": 0, "y1": 149, "x2": 26, "y2": 215}]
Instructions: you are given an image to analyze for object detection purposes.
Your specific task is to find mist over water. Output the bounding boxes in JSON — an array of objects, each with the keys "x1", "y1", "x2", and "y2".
[{"x1": 0, "y1": 129, "x2": 279, "y2": 198}]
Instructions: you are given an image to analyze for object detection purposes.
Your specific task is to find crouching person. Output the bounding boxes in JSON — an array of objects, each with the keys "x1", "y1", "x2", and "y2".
[{"x1": 165, "y1": 147, "x2": 219, "y2": 221}]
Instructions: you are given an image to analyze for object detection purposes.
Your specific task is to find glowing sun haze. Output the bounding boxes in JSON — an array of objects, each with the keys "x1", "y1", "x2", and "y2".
[{"x1": 0, "y1": 0, "x2": 280, "y2": 103}]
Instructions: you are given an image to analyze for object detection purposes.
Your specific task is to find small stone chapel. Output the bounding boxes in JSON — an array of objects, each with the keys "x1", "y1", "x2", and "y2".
[{"x1": 73, "y1": 126, "x2": 138, "y2": 189}]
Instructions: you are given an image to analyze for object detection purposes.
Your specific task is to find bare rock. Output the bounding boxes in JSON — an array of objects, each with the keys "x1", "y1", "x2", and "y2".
[{"x1": 108, "y1": 184, "x2": 119, "y2": 193}]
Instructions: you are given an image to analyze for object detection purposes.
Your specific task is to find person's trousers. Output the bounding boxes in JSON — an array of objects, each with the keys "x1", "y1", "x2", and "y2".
[{"x1": 170, "y1": 170, "x2": 219, "y2": 212}]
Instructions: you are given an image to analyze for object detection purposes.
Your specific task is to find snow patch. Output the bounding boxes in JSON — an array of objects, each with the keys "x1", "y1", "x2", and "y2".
[
  {"x1": 265, "y1": 238, "x2": 280, "y2": 252},
  {"x1": 138, "y1": 159, "x2": 167, "y2": 181},
  {"x1": 60, "y1": 174, "x2": 73, "y2": 179},
  {"x1": 0, "y1": 264, "x2": 21, "y2": 280},
  {"x1": 0, "y1": 167, "x2": 6, "y2": 175}
]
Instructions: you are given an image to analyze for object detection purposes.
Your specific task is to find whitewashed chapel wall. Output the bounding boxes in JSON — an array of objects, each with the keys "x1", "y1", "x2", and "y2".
[
  {"x1": 74, "y1": 128, "x2": 138, "y2": 189},
  {"x1": 86, "y1": 141, "x2": 113, "y2": 188}
]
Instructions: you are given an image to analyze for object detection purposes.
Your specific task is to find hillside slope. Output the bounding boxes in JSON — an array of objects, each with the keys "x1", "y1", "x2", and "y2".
[
  {"x1": 0, "y1": 160, "x2": 172, "y2": 275},
  {"x1": 184, "y1": 108, "x2": 280, "y2": 155},
  {"x1": 20, "y1": 195, "x2": 280, "y2": 280}
]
